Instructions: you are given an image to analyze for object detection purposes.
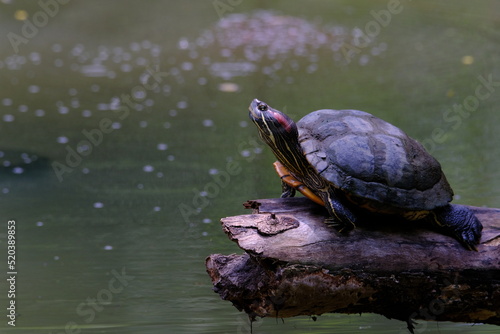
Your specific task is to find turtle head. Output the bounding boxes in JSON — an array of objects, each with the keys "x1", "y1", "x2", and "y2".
[
  {"x1": 249, "y1": 99, "x2": 303, "y2": 169},
  {"x1": 248, "y1": 99, "x2": 299, "y2": 146}
]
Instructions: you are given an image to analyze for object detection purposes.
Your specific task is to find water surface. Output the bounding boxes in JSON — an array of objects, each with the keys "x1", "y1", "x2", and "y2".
[{"x1": 1, "y1": 1, "x2": 499, "y2": 333}]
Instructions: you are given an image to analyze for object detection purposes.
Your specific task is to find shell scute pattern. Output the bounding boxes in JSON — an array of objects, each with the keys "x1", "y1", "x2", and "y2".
[{"x1": 298, "y1": 109, "x2": 453, "y2": 210}]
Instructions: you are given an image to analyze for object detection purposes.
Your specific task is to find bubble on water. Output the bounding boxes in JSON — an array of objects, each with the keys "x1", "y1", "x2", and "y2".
[
  {"x1": 167, "y1": 155, "x2": 175, "y2": 161},
  {"x1": 240, "y1": 150, "x2": 251, "y2": 157},
  {"x1": 200, "y1": 191, "x2": 208, "y2": 197},
  {"x1": 163, "y1": 122, "x2": 171, "y2": 129},
  {"x1": 2, "y1": 98, "x2": 13, "y2": 106},
  {"x1": 218, "y1": 82, "x2": 239, "y2": 92},
  {"x1": 156, "y1": 172, "x2": 164, "y2": 178},
  {"x1": 103, "y1": 245, "x2": 113, "y2": 251},
  {"x1": 58, "y1": 106, "x2": 69, "y2": 114},
  {"x1": 136, "y1": 57, "x2": 148, "y2": 66},
  {"x1": 70, "y1": 99, "x2": 80, "y2": 109},
  {"x1": 18, "y1": 105, "x2": 28, "y2": 112},
  {"x1": 54, "y1": 59, "x2": 64, "y2": 67},
  {"x1": 77, "y1": 144, "x2": 90, "y2": 154},
  {"x1": 181, "y1": 62, "x2": 193, "y2": 71},
  {"x1": 169, "y1": 110, "x2": 178, "y2": 117},
  {"x1": 36, "y1": 221, "x2": 44, "y2": 227},
  {"x1": 139, "y1": 120, "x2": 148, "y2": 128},
  {"x1": 111, "y1": 122, "x2": 121, "y2": 129},
  {"x1": 82, "y1": 168, "x2": 90, "y2": 174},
  {"x1": 202, "y1": 231, "x2": 209, "y2": 237},
  {"x1": 221, "y1": 49, "x2": 232, "y2": 57},
  {"x1": 29, "y1": 52, "x2": 42, "y2": 65},
  {"x1": 141, "y1": 40, "x2": 152, "y2": 49},
  {"x1": 239, "y1": 121, "x2": 248, "y2": 127},
  {"x1": 156, "y1": 143, "x2": 168, "y2": 151},
  {"x1": 198, "y1": 77, "x2": 207, "y2": 85},
  {"x1": 143, "y1": 165, "x2": 154, "y2": 172},
  {"x1": 82, "y1": 110, "x2": 92, "y2": 117},
  {"x1": 133, "y1": 89, "x2": 147, "y2": 100},
  {"x1": 177, "y1": 101, "x2": 188, "y2": 109},
  {"x1": 130, "y1": 42, "x2": 141, "y2": 52},
  {"x1": 93, "y1": 202, "x2": 104, "y2": 208},
  {"x1": 51, "y1": 43, "x2": 63, "y2": 53},
  {"x1": 137, "y1": 183, "x2": 144, "y2": 189},
  {"x1": 91, "y1": 84, "x2": 100, "y2": 92},
  {"x1": 2, "y1": 160, "x2": 9, "y2": 167},
  {"x1": 2, "y1": 188, "x2": 9, "y2": 194},
  {"x1": 35, "y1": 109, "x2": 45, "y2": 117},
  {"x1": 202, "y1": 119, "x2": 214, "y2": 127},
  {"x1": 121, "y1": 63, "x2": 133, "y2": 72},
  {"x1": 54, "y1": 256, "x2": 60, "y2": 261},
  {"x1": 71, "y1": 44, "x2": 85, "y2": 56},
  {"x1": 28, "y1": 85, "x2": 40, "y2": 93},
  {"x1": 3, "y1": 114, "x2": 14, "y2": 122},
  {"x1": 12, "y1": 167, "x2": 24, "y2": 174},
  {"x1": 178, "y1": 38, "x2": 189, "y2": 50},
  {"x1": 57, "y1": 136, "x2": 69, "y2": 144},
  {"x1": 359, "y1": 54, "x2": 370, "y2": 66},
  {"x1": 97, "y1": 103, "x2": 109, "y2": 111},
  {"x1": 153, "y1": 206, "x2": 161, "y2": 212},
  {"x1": 20, "y1": 153, "x2": 32, "y2": 163},
  {"x1": 203, "y1": 218, "x2": 212, "y2": 224},
  {"x1": 209, "y1": 168, "x2": 219, "y2": 175}
]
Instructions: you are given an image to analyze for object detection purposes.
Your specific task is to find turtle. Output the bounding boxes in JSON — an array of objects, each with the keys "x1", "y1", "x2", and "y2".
[{"x1": 248, "y1": 98, "x2": 483, "y2": 250}]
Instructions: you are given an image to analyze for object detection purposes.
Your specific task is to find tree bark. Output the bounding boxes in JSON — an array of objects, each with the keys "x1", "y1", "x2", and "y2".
[{"x1": 206, "y1": 197, "x2": 500, "y2": 330}]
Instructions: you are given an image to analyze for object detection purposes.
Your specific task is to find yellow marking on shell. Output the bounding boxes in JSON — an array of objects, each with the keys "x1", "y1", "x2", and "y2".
[{"x1": 345, "y1": 193, "x2": 429, "y2": 220}]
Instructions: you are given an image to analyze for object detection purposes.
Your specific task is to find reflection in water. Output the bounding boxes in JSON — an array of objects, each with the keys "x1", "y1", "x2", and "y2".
[{"x1": 181, "y1": 11, "x2": 386, "y2": 80}]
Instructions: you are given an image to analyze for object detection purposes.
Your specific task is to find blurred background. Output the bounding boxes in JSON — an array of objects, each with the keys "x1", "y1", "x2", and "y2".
[{"x1": 0, "y1": 0, "x2": 499, "y2": 333}]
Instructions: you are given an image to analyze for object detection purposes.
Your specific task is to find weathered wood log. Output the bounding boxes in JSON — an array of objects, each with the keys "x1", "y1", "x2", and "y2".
[{"x1": 206, "y1": 197, "x2": 500, "y2": 331}]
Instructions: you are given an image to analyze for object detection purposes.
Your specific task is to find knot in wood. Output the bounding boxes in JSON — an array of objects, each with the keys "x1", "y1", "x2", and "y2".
[{"x1": 256, "y1": 214, "x2": 300, "y2": 235}]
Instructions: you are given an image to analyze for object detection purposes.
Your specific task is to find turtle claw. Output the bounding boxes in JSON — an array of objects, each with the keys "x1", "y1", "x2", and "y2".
[{"x1": 324, "y1": 217, "x2": 355, "y2": 234}]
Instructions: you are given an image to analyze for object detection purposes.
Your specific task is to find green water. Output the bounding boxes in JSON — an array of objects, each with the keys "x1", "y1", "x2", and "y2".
[{"x1": 0, "y1": 1, "x2": 499, "y2": 333}]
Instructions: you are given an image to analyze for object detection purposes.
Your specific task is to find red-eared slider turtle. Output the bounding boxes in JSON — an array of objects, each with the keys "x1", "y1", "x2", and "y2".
[{"x1": 248, "y1": 99, "x2": 482, "y2": 250}]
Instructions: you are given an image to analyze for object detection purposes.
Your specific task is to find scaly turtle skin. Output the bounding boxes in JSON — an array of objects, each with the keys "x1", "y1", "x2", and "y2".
[{"x1": 248, "y1": 99, "x2": 483, "y2": 250}]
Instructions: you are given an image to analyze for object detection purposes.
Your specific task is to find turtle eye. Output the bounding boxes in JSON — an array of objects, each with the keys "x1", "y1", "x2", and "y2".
[{"x1": 258, "y1": 103, "x2": 268, "y2": 111}]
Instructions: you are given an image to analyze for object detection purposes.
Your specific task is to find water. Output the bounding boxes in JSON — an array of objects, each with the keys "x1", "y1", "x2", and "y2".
[{"x1": 1, "y1": 1, "x2": 499, "y2": 333}]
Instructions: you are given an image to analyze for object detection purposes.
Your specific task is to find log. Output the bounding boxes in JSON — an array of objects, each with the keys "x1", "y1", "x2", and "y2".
[{"x1": 206, "y1": 197, "x2": 500, "y2": 331}]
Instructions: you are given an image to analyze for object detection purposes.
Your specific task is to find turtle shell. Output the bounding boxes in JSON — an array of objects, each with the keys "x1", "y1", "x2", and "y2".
[{"x1": 297, "y1": 109, "x2": 453, "y2": 211}]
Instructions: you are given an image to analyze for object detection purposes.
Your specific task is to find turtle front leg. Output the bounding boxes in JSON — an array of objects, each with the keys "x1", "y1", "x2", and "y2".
[
  {"x1": 323, "y1": 190, "x2": 358, "y2": 233},
  {"x1": 280, "y1": 179, "x2": 296, "y2": 198},
  {"x1": 273, "y1": 161, "x2": 324, "y2": 205}
]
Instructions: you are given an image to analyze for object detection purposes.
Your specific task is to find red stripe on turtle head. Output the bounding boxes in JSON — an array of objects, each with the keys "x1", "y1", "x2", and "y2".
[{"x1": 271, "y1": 111, "x2": 293, "y2": 133}]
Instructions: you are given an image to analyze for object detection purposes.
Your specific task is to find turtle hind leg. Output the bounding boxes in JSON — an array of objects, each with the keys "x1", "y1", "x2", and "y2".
[{"x1": 431, "y1": 204, "x2": 483, "y2": 251}]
